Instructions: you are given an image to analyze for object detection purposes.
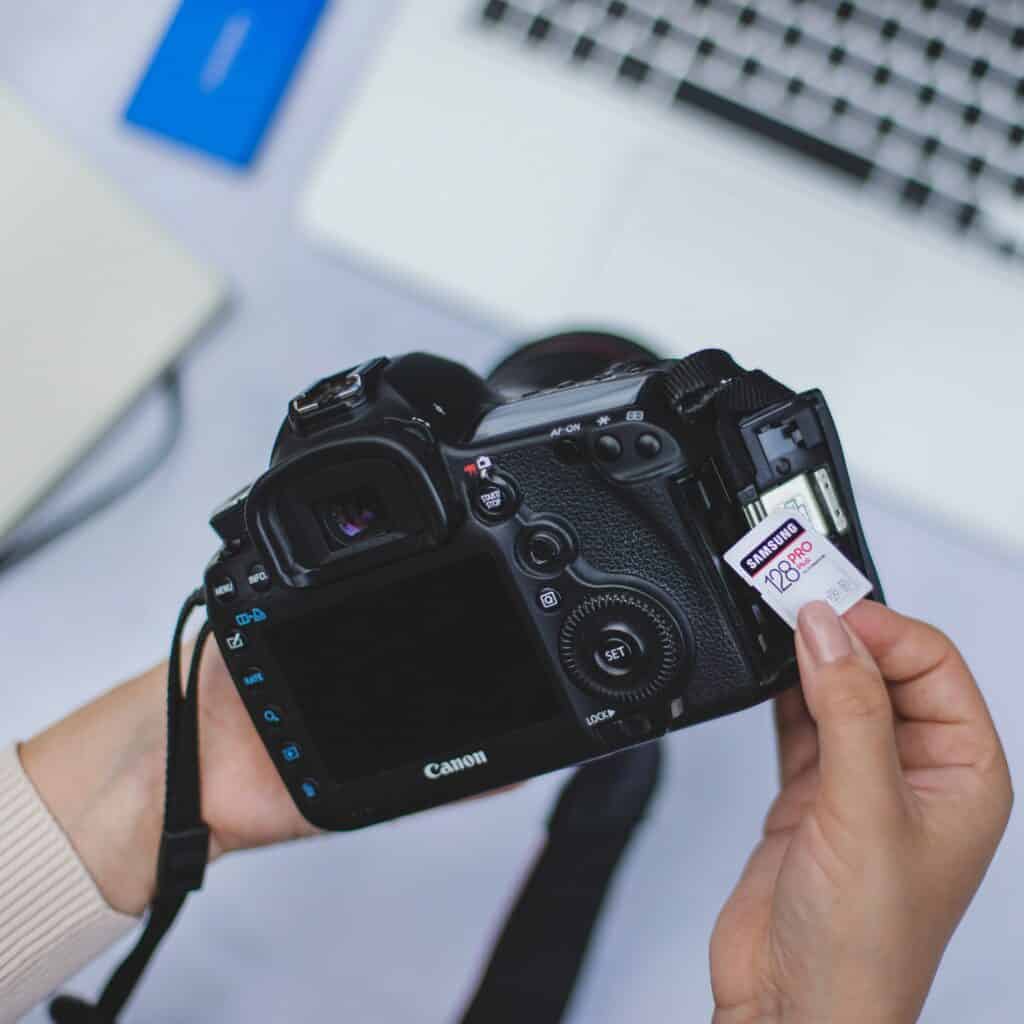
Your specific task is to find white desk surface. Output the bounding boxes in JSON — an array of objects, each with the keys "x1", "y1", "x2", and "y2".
[{"x1": 2, "y1": 4, "x2": 1021, "y2": 1021}]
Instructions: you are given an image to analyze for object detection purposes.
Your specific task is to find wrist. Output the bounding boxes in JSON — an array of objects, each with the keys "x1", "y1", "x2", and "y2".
[
  {"x1": 20, "y1": 665, "x2": 170, "y2": 916},
  {"x1": 712, "y1": 997, "x2": 917, "y2": 1024},
  {"x1": 712, "y1": 998, "x2": 780, "y2": 1024}
]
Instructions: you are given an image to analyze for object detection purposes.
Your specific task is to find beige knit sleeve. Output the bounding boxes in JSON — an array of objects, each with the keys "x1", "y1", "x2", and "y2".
[{"x1": 0, "y1": 745, "x2": 137, "y2": 1023}]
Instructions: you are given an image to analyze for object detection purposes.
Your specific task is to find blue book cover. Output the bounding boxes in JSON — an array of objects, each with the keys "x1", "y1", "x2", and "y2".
[{"x1": 125, "y1": 0, "x2": 329, "y2": 168}]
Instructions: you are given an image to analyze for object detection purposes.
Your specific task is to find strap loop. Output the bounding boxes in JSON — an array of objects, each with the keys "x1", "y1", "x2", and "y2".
[
  {"x1": 157, "y1": 825, "x2": 210, "y2": 896},
  {"x1": 50, "y1": 591, "x2": 211, "y2": 1024},
  {"x1": 664, "y1": 349, "x2": 795, "y2": 495}
]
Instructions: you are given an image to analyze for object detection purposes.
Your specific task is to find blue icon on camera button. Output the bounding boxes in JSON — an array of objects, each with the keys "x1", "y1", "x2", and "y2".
[
  {"x1": 241, "y1": 668, "x2": 265, "y2": 688},
  {"x1": 262, "y1": 706, "x2": 283, "y2": 727},
  {"x1": 281, "y1": 742, "x2": 302, "y2": 764},
  {"x1": 300, "y1": 779, "x2": 320, "y2": 801},
  {"x1": 234, "y1": 607, "x2": 268, "y2": 627}
]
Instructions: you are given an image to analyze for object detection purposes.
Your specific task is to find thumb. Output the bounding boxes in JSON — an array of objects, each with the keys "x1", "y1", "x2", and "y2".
[{"x1": 795, "y1": 601, "x2": 905, "y2": 821}]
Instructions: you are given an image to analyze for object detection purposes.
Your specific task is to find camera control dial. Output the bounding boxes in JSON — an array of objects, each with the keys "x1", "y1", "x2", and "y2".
[{"x1": 558, "y1": 589, "x2": 683, "y2": 704}]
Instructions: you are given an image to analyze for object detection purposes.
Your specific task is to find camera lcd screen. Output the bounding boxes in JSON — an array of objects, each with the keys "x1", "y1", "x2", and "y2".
[{"x1": 263, "y1": 554, "x2": 561, "y2": 784}]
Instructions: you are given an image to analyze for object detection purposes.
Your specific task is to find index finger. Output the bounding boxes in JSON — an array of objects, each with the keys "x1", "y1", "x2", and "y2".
[{"x1": 842, "y1": 600, "x2": 992, "y2": 728}]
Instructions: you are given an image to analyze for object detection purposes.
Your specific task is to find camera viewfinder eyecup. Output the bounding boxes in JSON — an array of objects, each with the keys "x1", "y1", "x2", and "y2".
[{"x1": 245, "y1": 436, "x2": 452, "y2": 589}]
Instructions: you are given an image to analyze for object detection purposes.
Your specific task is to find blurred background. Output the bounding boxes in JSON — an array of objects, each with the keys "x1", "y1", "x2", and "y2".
[{"x1": 1, "y1": 1, "x2": 1021, "y2": 1020}]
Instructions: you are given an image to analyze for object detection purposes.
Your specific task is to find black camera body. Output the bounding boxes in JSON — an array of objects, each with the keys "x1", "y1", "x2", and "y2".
[{"x1": 204, "y1": 336, "x2": 881, "y2": 831}]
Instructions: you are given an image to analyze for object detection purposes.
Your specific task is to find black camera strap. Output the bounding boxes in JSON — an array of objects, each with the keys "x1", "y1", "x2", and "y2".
[
  {"x1": 51, "y1": 590, "x2": 212, "y2": 1024},
  {"x1": 459, "y1": 743, "x2": 662, "y2": 1024}
]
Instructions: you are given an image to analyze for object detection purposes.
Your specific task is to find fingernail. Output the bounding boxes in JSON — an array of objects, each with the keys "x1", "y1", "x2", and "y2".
[{"x1": 797, "y1": 601, "x2": 853, "y2": 665}]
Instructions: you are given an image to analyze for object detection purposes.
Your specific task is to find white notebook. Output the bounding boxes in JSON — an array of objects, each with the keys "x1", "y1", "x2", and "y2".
[{"x1": 0, "y1": 88, "x2": 225, "y2": 538}]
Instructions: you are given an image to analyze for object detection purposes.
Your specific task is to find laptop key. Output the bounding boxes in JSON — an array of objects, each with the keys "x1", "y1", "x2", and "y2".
[{"x1": 477, "y1": 0, "x2": 1024, "y2": 263}]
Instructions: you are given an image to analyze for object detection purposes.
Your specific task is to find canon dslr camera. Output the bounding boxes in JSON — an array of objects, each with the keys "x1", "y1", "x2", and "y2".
[{"x1": 204, "y1": 334, "x2": 881, "y2": 830}]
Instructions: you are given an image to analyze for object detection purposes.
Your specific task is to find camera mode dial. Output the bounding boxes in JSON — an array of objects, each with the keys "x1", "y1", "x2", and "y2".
[{"x1": 558, "y1": 589, "x2": 683, "y2": 705}]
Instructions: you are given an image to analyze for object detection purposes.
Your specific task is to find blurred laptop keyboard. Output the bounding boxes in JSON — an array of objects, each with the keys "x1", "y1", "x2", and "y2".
[{"x1": 478, "y1": 0, "x2": 1024, "y2": 260}]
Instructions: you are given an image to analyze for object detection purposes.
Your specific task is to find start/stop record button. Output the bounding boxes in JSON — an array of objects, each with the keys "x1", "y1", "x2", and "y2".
[{"x1": 474, "y1": 473, "x2": 519, "y2": 522}]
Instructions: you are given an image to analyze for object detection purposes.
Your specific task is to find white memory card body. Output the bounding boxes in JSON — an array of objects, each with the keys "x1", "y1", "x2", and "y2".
[{"x1": 723, "y1": 511, "x2": 872, "y2": 629}]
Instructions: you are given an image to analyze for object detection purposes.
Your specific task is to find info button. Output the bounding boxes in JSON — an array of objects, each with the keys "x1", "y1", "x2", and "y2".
[{"x1": 247, "y1": 563, "x2": 272, "y2": 592}]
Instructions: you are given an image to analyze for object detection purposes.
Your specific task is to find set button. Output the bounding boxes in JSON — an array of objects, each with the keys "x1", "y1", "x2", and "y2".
[
  {"x1": 594, "y1": 628, "x2": 640, "y2": 676},
  {"x1": 558, "y1": 588, "x2": 684, "y2": 704}
]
